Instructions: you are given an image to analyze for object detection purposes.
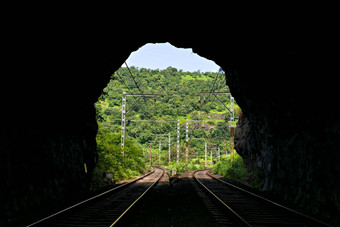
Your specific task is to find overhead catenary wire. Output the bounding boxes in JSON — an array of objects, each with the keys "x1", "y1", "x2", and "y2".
[
  {"x1": 206, "y1": 72, "x2": 220, "y2": 102},
  {"x1": 115, "y1": 71, "x2": 138, "y2": 101},
  {"x1": 124, "y1": 62, "x2": 145, "y2": 96},
  {"x1": 109, "y1": 61, "x2": 140, "y2": 109},
  {"x1": 116, "y1": 66, "x2": 230, "y2": 159},
  {"x1": 124, "y1": 62, "x2": 150, "y2": 107},
  {"x1": 124, "y1": 62, "x2": 159, "y2": 108},
  {"x1": 210, "y1": 74, "x2": 230, "y2": 104},
  {"x1": 118, "y1": 64, "x2": 171, "y2": 152},
  {"x1": 208, "y1": 73, "x2": 228, "y2": 102},
  {"x1": 118, "y1": 64, "x2": 159, "y2": 121}
]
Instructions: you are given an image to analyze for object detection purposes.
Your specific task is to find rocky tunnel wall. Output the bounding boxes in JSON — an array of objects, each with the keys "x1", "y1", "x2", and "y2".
[{"x1": 1, "y1": 20, "x2": 339, "y2": 224}]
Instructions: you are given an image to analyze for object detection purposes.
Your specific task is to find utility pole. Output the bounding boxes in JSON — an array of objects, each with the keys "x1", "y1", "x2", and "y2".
[
  {"x1": 205, "y1": 142, "x2": 207, "y2": 167},
  {"x1": 230, "y1": 96, "x2": 235, "y2": 166},
  {"x1": 224, "y1": 138, "x2": 227, "y2": 157},
  {"x1": 186, "y1": 119, "x2": 189, "y2": 164},
  {"x1": 149, "y1": 140, "x2": 160, "y2": 168},
  {"x1": 155, "y1": 133, "x2": 171, "y2": 166},
  {"x1": 121, "y1": 92, "x2": 127, "y2": 160},
  {"x1": 120, "y1": 92, "x2": 159, "y2": 160},
  {"x1": 168, "y1": 133, "x2": 171, "y2": 163},
  {"x1": 149, "y1": 143, "x2": 152, "y2": 168},
  {"x1": 177, "y1": 120, "x2": 180, "y2": 163},
  {"x1": 185, "y1": 119, "x2": 224, "y2": 165},
  {"x1": 148, "y1": 141, "x2": 155, "y2": 168},
  {"x1": 129, "y1": 119, "x2": 179, "y2": 163},
  {"x1": 197, "y1": 92, "x2": 236, "y2": 166},
  {"x1": 206, "y1": 144, "x2": 218, "y2": 167},
  {"x1": 159, "y1": 139, "x2": 161, "y2": 166}
]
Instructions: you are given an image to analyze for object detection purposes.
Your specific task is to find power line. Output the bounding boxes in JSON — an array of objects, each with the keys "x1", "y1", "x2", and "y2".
[
  {"x1": 124, "y1": 62, "x2": 144, "y2": 96},
  {"x1": 206, "y1": 73, "x2": 220, "y2": 102},
  {"x1": 124, "y1": 62, "x2": 158, "y2": 108},
  {"x1": 110, "y1": 64, "x2": 138, "y2": 105},
  {"x1": 215, "y1": 74, "x2": 229, "y2": 93},
  {"x1": 115, "y1": 71, "x2": 137, "y2": 99}
]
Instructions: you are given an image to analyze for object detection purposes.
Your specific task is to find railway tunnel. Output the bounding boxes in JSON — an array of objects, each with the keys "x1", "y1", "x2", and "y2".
[{"x1": 1, "y1": 18, "x2": 339, "y2": 225}]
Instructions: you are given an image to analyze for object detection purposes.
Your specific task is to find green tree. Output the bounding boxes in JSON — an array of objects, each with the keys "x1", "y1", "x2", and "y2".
[{"x1": 94, "y1": 66, "x2": 237, "y2": 186}]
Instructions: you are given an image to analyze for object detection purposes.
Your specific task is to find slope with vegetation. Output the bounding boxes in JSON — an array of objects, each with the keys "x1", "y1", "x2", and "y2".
[{"x1": 93, "y1": 66, "x2": 256, "y2": 188}]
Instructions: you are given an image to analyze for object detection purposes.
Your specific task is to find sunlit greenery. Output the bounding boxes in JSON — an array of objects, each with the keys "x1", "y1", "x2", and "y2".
[
  {"x1": 93, "y1": 66, "x2": 240, "y2": 186},
  {"x1": 212, "y1": 154, "x2": 264, "y2": 189},
  {"x1": 92, "y1": 127, "x2": 147, "y2": 188}
]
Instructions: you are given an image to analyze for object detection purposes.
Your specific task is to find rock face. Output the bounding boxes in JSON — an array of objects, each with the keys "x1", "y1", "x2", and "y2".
[
  {"x1": 1, "y1": 17, "x2": 339, "y2": 224},
  {"x1": 230, "y1": 55, "x2": 340, "y2": 221},
  {"x1": 235, "y1": 114, "x2": 262, "y2": 171}
]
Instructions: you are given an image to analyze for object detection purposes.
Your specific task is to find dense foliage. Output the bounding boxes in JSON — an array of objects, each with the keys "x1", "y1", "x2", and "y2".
[
  {"x1": 212, "y1": 155, "x2": 264, "y2": 189},
  {"x1": 94, "y1": 66, "x2": 239, "y2": 185},
  {"x1": 92, "y1": 127, "x2": 147, "y2": 188}
]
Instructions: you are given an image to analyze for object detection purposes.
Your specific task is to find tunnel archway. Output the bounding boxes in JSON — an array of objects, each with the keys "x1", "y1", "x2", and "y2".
[{"x1": 2, "y1": 23, "x2": 339, "y2": 225}]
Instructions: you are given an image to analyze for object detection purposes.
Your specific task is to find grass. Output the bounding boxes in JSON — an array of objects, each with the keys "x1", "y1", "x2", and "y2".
[
  {"x1": 181, "y1": 74, "x2": 212, "y2": 81},
  {"x1": 212, "y1": 154, "x2": 264, "y2": 189},
  {"x1": 163, "y1": 160, "x2": 205, "y2": 176}
]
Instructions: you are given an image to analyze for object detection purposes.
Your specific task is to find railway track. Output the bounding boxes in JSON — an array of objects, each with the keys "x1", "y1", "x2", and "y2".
[
  {"x1": 27, "y1": 167, "x2": 164, "y2": 227},
  {"x1": 194, "y1": 169, "x2": 330, "y2": 227},
  {"x1": 189, "y1": 171, "x2": 235, "y2": 226}
]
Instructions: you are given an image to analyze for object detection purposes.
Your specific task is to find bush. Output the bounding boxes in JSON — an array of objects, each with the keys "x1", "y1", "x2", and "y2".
[
  {"x1": 212, "y1": 154, "x2": 263, "y2": 189},
  {"x1": 212, "y1": 155, "x2": 248, "y2": 182},
  {"x1": 91, "y1": 129, "x2": 147, "y2": 190},
  {"x1": 164, "y1": 160, "x2": 205, "y2": 175}
]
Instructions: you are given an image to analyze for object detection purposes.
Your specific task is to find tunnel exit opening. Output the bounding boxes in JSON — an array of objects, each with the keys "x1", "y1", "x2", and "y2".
[{"x1": 93, "y1": 42, "x2": 245, "y2": 190}]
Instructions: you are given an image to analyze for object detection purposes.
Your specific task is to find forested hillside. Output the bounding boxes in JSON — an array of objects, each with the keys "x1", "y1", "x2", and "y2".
[{"x1": 93, "y1": 66, "x2": 242, "y2": 187}]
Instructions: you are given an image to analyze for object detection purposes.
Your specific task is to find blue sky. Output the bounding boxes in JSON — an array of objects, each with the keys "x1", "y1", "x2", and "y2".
[{"x1": 123, "y1": 42, "x2": 220, "y2": 72}]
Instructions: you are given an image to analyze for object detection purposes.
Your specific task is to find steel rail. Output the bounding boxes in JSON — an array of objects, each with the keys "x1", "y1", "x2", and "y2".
[
  {"x1": 26, "y1": 169, "x2": 156, "y2": 227},
  {"x1": 110, "y1": 167, "x2": 164, "y2": 226},
  {"x1": 193, "y1": 170, "x2": 252, "y2": 227},
  {"x1": 207, "y1": 171, "x2": 331, "y2": 227}
]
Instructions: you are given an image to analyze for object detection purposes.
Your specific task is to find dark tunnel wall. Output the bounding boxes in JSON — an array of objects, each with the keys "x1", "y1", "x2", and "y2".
[{"x1": 1, "y1": 16, "x2": 339, "y2": 224}]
